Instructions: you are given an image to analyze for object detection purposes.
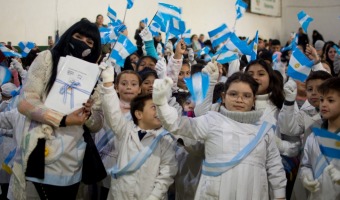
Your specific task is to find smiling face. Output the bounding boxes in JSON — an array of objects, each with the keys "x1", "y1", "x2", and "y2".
[
  {"x1": 327, "y1": 47, "x2": 336, "y2": 62},
  {"x1": 141, "y1": 74, "x2": 156, "y2": 95},
  {"x1": 319, "y1": 90, "x2": 340, "y2": 121},
  {"x1": 135, "y1": 99, "x2": 161, "y2": 129},
  {"x1": 222, "y1": 81, "x2": 255, "y2": 112},
  {"x1": 116, "y1": 73, "x2": 141, "y2": 102},
  {"x1": 246, "y1": 64, "x2": 270, "y2": 95}
]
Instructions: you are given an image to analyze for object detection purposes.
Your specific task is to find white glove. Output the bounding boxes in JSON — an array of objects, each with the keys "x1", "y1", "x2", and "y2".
[
  {"x1": 325, "y1": 164, "x2": 340, "y2": 185},
  {"x1": 9, "y1": 58, "x2": 25, "y2": 74},
  {"x1": 188, "y1": 48, "x2": 195, "y2": 62},
  {"x1": 275, "y1": 136, "x2": 300, "y2": 157},
  {"x1": 156, "y1": 43, "x2": 163, "y2": 56},
  {"x1": 139, "y1": 27, "x2": 153, "y2": 42},
  {"x1": 202, "y1": 61, "x2": 219, "y2": 83},
  {"x1": 145, "y1": 195, "x2": 159, "y2": 200},
  {"x1": 152, "y1": 77, "x2": 173, "y2": 106},
  {"x1": 99, "y1": 58, "x2": 115, "y2": 83},
  {"x1": 155, "y1": 58, "x2": 167, "y2": 79},
  {"x1": 164, "y1": 41, "x2": 173, "y2": 56},
  {"x1": 284, "y1": 78, "x2": 297, "y2": 102},
  {"x1": 227, "y1": 59, "x2": 240, "y2": 77},
  {"x1": 302, "y1": 173, "x2": 320, "y2": 192}
]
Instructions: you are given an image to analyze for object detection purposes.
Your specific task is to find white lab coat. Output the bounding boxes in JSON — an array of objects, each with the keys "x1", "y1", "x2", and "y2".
[
  {"x1": 101, "y1": 85, "x2": 178, "y2": 200},
  {"x1": 300, "y1": 133, "x2": 340, "y2": 200},
  {"x1": 157, "y1": 103, "x2": 286, "y2": 200}
]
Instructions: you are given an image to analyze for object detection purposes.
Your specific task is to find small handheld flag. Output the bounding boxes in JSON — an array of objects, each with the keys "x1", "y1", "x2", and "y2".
[
  {"x1": 18, "y1": 41, "x2": 35, "y2": 57},
  {"x1": 110, "y1": 35, "x2": 137, "y2": 67},
  {"x1": 149, "y1": 22, "x2": 161, "y2": 37},
  {"x1": 224, "y1": 32, "x2": 252, "y2": 55},
  {"x1": 182, "y1": 29, "x2": 191, "y2": 45},
  {"x1": 249, "y1": 30, "x2": 258, "y2": 61},
  {"x1": 184, "y1": 72, "x2": 210, "y2": 105},
  {"x1": 297, "y1": 11, "x2": 313, "y2": 33},
  {"x1": 312, "y1": 127, "x2": 340, "y2": 160},
  {"x1": 208, "y1": 24, "x2": 232, "y2": 48},
  {"x1": 287, "y1": 48, "x2": 314, "y2": 82},
  {"x1": 215, "y1": 49, "x2": 238, "y2": 64},
  {"x1": 196, "y1": 47, "x2": 210, "y2": 57},
  {"x1": 0, "y1": 44, "x2": 22, "y2": 58},
  {"x1": 107, "y1": 6, "x2": 117, "y2": 22},
  {"x1": 0, "y1": 65, "x2": 12, "y2": 85},
  {"x1": 235, "y1": 0, "x2": 248, "y2": 20}
]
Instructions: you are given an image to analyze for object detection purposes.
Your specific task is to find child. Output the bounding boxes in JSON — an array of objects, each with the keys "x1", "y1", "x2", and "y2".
[
  {"x1": 300, "y1": 77, "x2": 340, "y2": 199},
  {"x1": 100, "y1": 65, "x2": 177, "y2": 200},
  {"x1": 279, "y1": 71, "x2": 332, "y2": 145},
  {"x1": 173, "y1": 91, "x2": 195, "y2": 117},
  {"x1": 138, "y1": 67, "x2": 158, "y2": 95},
  {"x1": 153, "y1": 72, "x2": 286, "y2": 199}
]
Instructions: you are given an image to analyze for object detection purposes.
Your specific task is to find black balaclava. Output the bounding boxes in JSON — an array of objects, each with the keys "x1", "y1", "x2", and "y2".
[{"x1": 69, "y1": 37, "x2": 92, "y2": 59}]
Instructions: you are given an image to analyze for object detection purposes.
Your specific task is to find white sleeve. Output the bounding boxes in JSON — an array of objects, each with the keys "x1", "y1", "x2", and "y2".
[
  {"x1": 156, "y1": 103, "x2": 209, "y2": 140},
  {"x1": 166, "y1": 56, "x2": 183, "y2": 92},
  {"x1": 151, "y1": 136, "x2": 178, "y2": 199},
  {"x1": 101, "y1": 85, "x2": 133, "y2": 140},
  {"x1": 300, "y1": 134, "x2": 315, "y2": 180},
  {"x1": 265, "y1": 130, "x2": 287, "y2": 198},
  {"x1": 312, "y1": 62, "x2": 327, "y2": 72},
  {"x1": 0, "y1": 109, "x2": 17, "y2": 130},
  {"x1": 278, "y1": 104, "x2": 304, "y2": 136}
]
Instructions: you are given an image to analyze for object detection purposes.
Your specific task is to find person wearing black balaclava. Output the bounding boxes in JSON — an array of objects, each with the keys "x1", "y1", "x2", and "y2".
[{"x1": 10, "y1": 19, "x2": 104, "y2": 199}]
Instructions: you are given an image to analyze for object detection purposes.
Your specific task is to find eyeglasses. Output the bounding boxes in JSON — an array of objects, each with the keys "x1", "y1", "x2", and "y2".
[{"x1": 226, "y1": 91, "x2": 253, "y2": 101}]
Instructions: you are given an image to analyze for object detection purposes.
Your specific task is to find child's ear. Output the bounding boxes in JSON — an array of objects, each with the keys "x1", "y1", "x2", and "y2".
[{"x1": 134, "y1": 110, "x2": 143, "y2": 121}]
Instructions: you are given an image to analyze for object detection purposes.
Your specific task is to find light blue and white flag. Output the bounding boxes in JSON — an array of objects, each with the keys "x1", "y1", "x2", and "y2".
[
  {"x1": 224, "y1": 32, "x2": 252, "y2": 55},
  {"x1": 149, "y1": 22, "x2": 161, "y2": 37},
  {"x1": 215, "y1": 46, "x2": 238, "y2": 64},
  {"x1": 333, "y1": 45, "x2": 340, "y2": 55},
  {"x1": 297, "y1": 11, "x2": 313, "y2": 33},
  {"x1": 110, "y1": 34, "x2": 137, "y2": 67},
  {"x1": 99, "y1": 26, "x2": 113, "y2": 44},
  {"x1": 312, "y1": 127, "x2": 340, "y2": 159},
  {"x1": 235, "y1": 0, "x2": 248, "y2": 20},
  {"x1": 184, "y1": 72, "x2": 209, "y2": 105},
  {"x1": 287, "y1": 48, "x2": 314, "y2": 82},
  {"x1": 155, "y1": 3, "x2": 182, "y2": 33},
  {"x1": 168, "y1": 17, "x2": 186, "y2": 37},
  {"x1": 196, "y1": 46, "x2": 210, "y2": 56},
  {"x1": 248, "y1": 30, "x2": 258, "y2": 61},
  {"x1": 0, "y1": 44, "x2": 22, "y2": 58},
  {"x1": 182, "y1": 29, "x2": 191, "y2": 45},
  {"x1": 107, "y1": 5, "x2": 117, "y2": 22},
  {"x1": 281, "y1": 34, "x2": 299, "y2": 52},
  {"x1": 208, "y1": 24, "x2": 232, "y2": 48},
  {"x1": 141, "y1": 18, "x2": 148, "y2": 25},
  {"x1": 18, "y1": 41, "x2": 35, "y2": 57},
  {"x1": 0, "y1": 65, "x2": 12, "y2": 85},
  {"x1": 127, "y1": 0, "x2": 134, "y2": 9},
  {"x1": 272, "y1": 53, "x2": 279, "y2": 64}
]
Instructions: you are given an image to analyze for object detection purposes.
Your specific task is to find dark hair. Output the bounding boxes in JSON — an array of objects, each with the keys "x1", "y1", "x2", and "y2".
[
  {"x1": 224, "y1": 72, "x2": 259, "y2": 97},
  {"x1": 136, "y1": 56, "x2": 157, "y2": 71},
  {"x1": 271, "y1": 39, "x2": 281, "y2": 46},
  {"x1": 213, "y1": 82, "x2": 225, "y2": 103},
  {"x1": 257, "y1": 49, "x2": 273, "y2": 64},
  {"x1": 46, "y1": 20, "x2": 101, "y2": 94},
  {"x1": 306, "y1": 70, "x2": 332, "y2": 85},
  {"x1": 245, "y1": 59, "x2": 285, "y2": 109},
  {"x1": 138, "y1": 67, "x2": 158, "y2": 82},
  {"x1": 173, "y1": 91, "x2": 191, "y2": 108},
  {"x1": 115, "y1": 70, "x2": 142, "y2": 86},
  {"x1": 130, "y1": 94, "x2": 153, "y2": 125},
  {"x1": 21, "y1": 48, "x2": 40, "y2": 69},
  {"x1": 96, "y1": 14, "x2": 103, "y2": 19},
  {"x1": 318, "y1": 77, "x2": 340, "y2": 95},
  {"x1": 190, "y1": 63, "x2": 204, "y2": 75},
  {"x1": 324, "y1": 42, "x2": 337, "y2": 76},
  {"x1": 190, "y1": 34, "x2": 198, "y2": 41}
]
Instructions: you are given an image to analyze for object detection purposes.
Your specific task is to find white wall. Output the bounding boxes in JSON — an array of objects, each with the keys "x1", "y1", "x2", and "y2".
[
  {"x1": 281, "y1": 0, "x2": 340, "y2": 45},
  {"x1": 0, "y1": 0, "x2": 282, "y2": 46}
]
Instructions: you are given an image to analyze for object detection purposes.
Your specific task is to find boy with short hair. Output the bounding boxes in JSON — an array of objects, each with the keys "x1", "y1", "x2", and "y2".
[
  {"x1": 278, "y1": 71, "x2": 333, "y2": 145},
  {"x1": 300, "y1": 77, "x2": 340, "y2": 199},
  {"x1": 100, "y1": 66, "x2": 177, "y2": 200}
]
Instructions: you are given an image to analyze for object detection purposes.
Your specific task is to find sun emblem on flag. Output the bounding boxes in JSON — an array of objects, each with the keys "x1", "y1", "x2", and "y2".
[
  {"x1": 335, "y1": 141, "x2": 340, "y2": 147},
  {"x1": 233, "y1": 49, "x2": 238, "y2": 53},
  {"x1": 253, "y1": 44, "x2": 257, "y2": 50},
  {"x1": 294, "y1": 63, "x2": 300, "y2": 69}
]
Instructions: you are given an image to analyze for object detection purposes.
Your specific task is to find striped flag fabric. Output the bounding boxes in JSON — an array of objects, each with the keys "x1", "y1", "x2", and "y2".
[
  {"x1": 196, "y1": 47, "x2": 211, "y2": 56},
  {"x1": 287, "y1": 48, "x2": 314, "y2": 82},
  {"x1": 110, "y1": 34, "x2": 137, "y2": 67},
  {"x1": 312, "y1": 127, "x2": 340, "y2": 159},
  {"x1": 107, "y1": 5, "x2": 117, "y2": 22},
  {"x1": 208, "y1": 24, "x2": 232, "y2": 48},
  {"x1": 149, "y1": 22, "x2": 161, "y2": 37},
  {"x1": 18, "y1": 41, "x2": 35, "y2": 57},
  {"x1": 297, "y1": 11, "x2": 313, "y2": 33},
  {"x1": 0, "y1": 44, "x2": 22, "y2": 58},
  {"x1": 184, "y1": 72, "x2": 209, "y2": 105},
  {"x1": 235, "y1": 0, "x2": 248, "y2": 20},
  {"x1": 249, "y1": 30, "x2": 258, "y2": 61},
  {"x1": 182, "y1": 29, "x2": 191, "y2": 45},
  {"x1": 224, "y1": 32, "x2": 251, "y2": 55},
  {"x1": 281, "y1": 33, "x2": 298, "y2": 52},
  {"x1": 215, "y1": 46, "x2": 238, "y2": 64},
  {"x1": 0, "y1": 65, "x2": 12, "y2": 85},
  {"x1": 168, "y1": 17, "x2": 186, "y2": 37}
]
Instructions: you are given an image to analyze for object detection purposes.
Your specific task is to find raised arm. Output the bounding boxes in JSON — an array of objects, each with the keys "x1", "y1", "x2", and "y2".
[
  {"x1": 139, "y1": 27, "x2": 158, "y2": 60},
  {"x1": 166, "y1": 40, "x2": 185, "y2": 92}
]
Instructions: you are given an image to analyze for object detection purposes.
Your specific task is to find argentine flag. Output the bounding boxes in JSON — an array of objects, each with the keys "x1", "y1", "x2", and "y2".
[
  {"x1": 281, "y1": 34, "x2": 298, "y2": 52},
  {"x1": 312, "y1": 127, "x2": 340, "y2": 159},
  {"x1": 107, "y1": 6, "x2": 117, "y2": 22},
  {"x1": 149, "y1": 22, "x2": 161, "y2": 37},
  {"x1": 297, "y1": 11, "x2": 313, "y2": 33},
  {"x1": 110, "y1": 34, "x2": 137, "y2": 67},
  {"x1": 127, "y1": 0, "x2": 134, "y2": 9},
  {"x1": 99, "y1": 27, "x2": 113, "y2": 44},
  {"x1": 235, "y1": 0, "x2": 248, "y2": 20},
  {"x1": 215, "y1": 47, "x2": 238, "y2": 64},
  {"x1": 0, "y1": 44, "x2": 22, "y2": 58},
  {"x1": 168, "y1": 18, "x2": 186, "y2": 37},
  {"x1": 184, "y1": 72, "x2": 209, "y2": 105},
  {"x1": 208, "y1": 24, "x2": 232, "y2": 48},
  {"x1": 182, "y1": 29, "x2": 191, "y2": 45},
  {"x1": 156, "y1": 3, "x2": 182, "y2": 32},
  {"x1": 287, "y1": 48, "x2": 314, "y2": 82},
  {"x1": 248, "y1": 30, "x2": 258, "y2": 61},
  {"x1": 224, "y1": 32, "x2": 251, "y2": 55},
  {"x1": 18, "y1": 41, "x2": 35, "y2": 57},
  {"x1": 0, "y1": 65, "x2": 12, "y2": 85},
  {"x1": 196, "y1": 47, "x2": 210, "y2": 56}
]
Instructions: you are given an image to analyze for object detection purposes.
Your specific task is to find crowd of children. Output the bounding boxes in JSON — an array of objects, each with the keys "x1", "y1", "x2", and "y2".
[{"x1": 1, "y1": 8, "x2": 340, "y2": 200}]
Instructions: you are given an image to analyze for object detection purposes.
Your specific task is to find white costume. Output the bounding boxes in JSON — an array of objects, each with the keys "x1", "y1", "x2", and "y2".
[
  {"x1": 101, "y1": 85, "x2": 177, "y2": 200},
  {"x1": 157, "y1": 102, "x2": 286, "y2": 200},
  {"x1": 300, "y1": 133, "x2": 340, "y2": 200}
]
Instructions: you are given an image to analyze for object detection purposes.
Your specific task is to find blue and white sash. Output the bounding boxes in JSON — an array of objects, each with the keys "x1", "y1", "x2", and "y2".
[
  {"x1": 110, "y1": 130, "x2": 169, "y2": 178},
  {"x1": 202, "y1": 121, "x2": 273, "y2": 176}
]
